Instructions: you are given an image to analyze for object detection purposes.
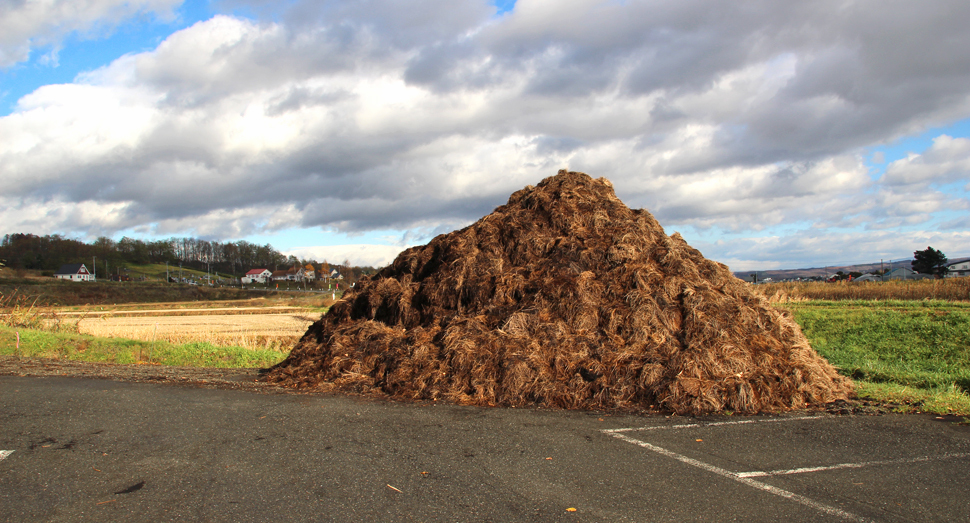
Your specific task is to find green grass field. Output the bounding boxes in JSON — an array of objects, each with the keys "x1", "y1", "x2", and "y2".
[
  {"x1": 0, "y1": 325, "x2": 287, "y2": 368},
  {"x1": 783, "y1": 300, "x2": 970, "y2": 416},
  {"x1": 105, "y1": 262, "x2": 226, "y2": 281}
]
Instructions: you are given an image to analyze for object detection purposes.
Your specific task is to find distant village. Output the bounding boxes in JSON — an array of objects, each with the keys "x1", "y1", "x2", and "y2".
[
  {"x1": 239, "y1": 265, "x2": 344, "y2": 284},
  {"x1": 740, "y1": 257, "x2": 970, "y2": 284},
  {"x1": 50, "y1": 262, "x2": 359, "y2": 288},
  {"x1": 49, "y1": 256, "x2": 970, "y2": 287},
  {"x1": 0, "y1": 233, "x2": 375, "y2": 288}
]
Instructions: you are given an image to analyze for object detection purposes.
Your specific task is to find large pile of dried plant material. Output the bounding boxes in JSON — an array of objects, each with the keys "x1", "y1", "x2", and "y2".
[{"x1": 263, "y1": 170, "x2": 852, "y2": 414}]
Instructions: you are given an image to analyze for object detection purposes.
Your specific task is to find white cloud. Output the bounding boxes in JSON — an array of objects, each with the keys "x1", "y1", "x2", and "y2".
[
  {"x1": 882, "y1": 135, "x2": 970, "y2": 187},
  {"x1": 0, "y1": 195, "x2": 133, "y2": 236},
  {"x1": 3, "y1": 0, "x2": 970, "y2": 269},
  {"x1": 864, "y1": 135, "x2": 970, "y2": 230},
  {"x1": 641, "y1": 154, "x2": 871, "y2": 231},
  {"x1": 0, "y1": 0, "x2": 182, "y2": 67},
  {"x1": 284, "y1": 244, "x2": 406, "y2": 268},
  {"x1": 700, "y1": 229, "x2": 970, "y2": 272}
]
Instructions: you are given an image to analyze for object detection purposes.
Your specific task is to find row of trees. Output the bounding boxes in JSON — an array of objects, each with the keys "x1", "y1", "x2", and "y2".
[{"x1": 0, "y1": 233, "x2": 375, "y2": 282}]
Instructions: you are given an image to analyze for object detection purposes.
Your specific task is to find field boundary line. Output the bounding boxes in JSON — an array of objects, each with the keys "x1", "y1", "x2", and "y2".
[{"x1": 737, "y1": 452, "x2": 970, "y2": 478}]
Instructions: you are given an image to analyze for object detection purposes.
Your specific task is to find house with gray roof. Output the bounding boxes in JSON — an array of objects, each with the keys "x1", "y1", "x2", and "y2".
[{"x1": 943, "y1": 257, "x2": 970, "y2": 277}]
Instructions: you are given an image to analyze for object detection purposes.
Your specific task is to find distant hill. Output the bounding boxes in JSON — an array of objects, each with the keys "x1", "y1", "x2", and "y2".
[{"x1": 732, "y1": 259, "x2": 914, "y2": 282}]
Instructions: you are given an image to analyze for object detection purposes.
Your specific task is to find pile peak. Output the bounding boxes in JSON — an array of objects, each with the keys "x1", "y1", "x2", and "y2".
[{"x1": 264, "y1": 170, "x2": 851, "y2": 414}]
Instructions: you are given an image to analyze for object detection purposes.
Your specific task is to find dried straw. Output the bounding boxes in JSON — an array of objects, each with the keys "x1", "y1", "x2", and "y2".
[{"x1": 263, "y1": 170, "x2": 852, "y2": 414}]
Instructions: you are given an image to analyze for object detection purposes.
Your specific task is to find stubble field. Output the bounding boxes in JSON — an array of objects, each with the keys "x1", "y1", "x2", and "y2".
[
  {"x1": 75, "y1": 311, "x2": 317, "y2": 352},
  {"x1": 1, "y1": 288, "x2": 330, "y2": 367}
]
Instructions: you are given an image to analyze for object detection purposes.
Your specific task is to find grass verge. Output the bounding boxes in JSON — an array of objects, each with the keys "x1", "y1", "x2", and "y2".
[
  {"x1": 783, "y1": 300, "x2": 970, "y2": 416},
  {"x1": 0, "y1": 325, "x2": 286, "y2": 368}
]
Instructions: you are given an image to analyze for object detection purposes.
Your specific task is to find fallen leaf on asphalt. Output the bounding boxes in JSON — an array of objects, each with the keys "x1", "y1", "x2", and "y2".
[
  {"x1": 566, "y1": 507, "x2": 577, "y2": 512},
  {"x1": 695, "y1": 439, "x2": 703, "y2": 442},
  {"x1": 387, "y1": 484, "x2": 403, "y2": 493},
  {"x1": 114, "y1": 481, "x2": 145, "y2": 495}
]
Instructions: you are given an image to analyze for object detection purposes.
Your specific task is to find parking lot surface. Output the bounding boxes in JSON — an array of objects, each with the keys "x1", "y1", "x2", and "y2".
[{"x1": 2, "y1": 376, "x2": 968, "y2": 522}]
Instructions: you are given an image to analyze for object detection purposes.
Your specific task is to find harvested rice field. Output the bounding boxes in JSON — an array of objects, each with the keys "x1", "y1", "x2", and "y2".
[
  {"x1": 75, "y1": 311, "x2": 316, "y2": 351},
  {"x1": 61, "y1": 306, "x2": 313, "y2": 317}
]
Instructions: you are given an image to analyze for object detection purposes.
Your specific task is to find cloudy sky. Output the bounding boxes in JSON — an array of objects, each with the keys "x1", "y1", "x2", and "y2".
[{"x1": 3, "y1": 0, "x2": 970, "y2": 271}]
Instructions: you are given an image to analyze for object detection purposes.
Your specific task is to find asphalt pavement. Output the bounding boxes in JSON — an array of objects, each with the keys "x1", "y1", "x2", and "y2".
[{"x1": 1, "y1": 375, "x2": 968, "y2": 522}]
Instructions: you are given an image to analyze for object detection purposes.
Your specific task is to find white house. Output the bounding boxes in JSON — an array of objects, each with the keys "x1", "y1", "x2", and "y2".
[
  {"x1": 54, "y1": 263, "x2": 94, "y2": 282},
  {"x1": 944, "y1": 257, "x2": 970, "y2": 277},
  {"x1": 271, "y1": 266, "x2": 307, "y2": 282},
  {"x1": 241, "y1": 268, "x2": 271, "y2": 284},
  {"x1": 285, "y1": 266, "x2": 306, "y2": 281}
]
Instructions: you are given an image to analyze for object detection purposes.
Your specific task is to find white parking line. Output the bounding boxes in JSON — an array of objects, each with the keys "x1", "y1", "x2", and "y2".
[
  {"x1": 0, "y1": 450, "x2": 13, "y2": 461},
  {"x1": 603, "y1": 415, "x2": 821, "y2": 434},
  {"x1": 604, "y1": 417, "x2": 871, "y2": 522},
  {"x1": 607, "y1": 431, "x2": 869, "y2": 521},
  {"x1": 737, "y1": 452, "x2": 970, "y2": 478}
]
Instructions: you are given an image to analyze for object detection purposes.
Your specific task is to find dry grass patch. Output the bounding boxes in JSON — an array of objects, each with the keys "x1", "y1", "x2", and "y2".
[
  {"x1": 1, "y1": 288, "x2": 83, "y2": 333},
  {"x1": 755, "y1": 279, "x2": 970, "y2": 302}
]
